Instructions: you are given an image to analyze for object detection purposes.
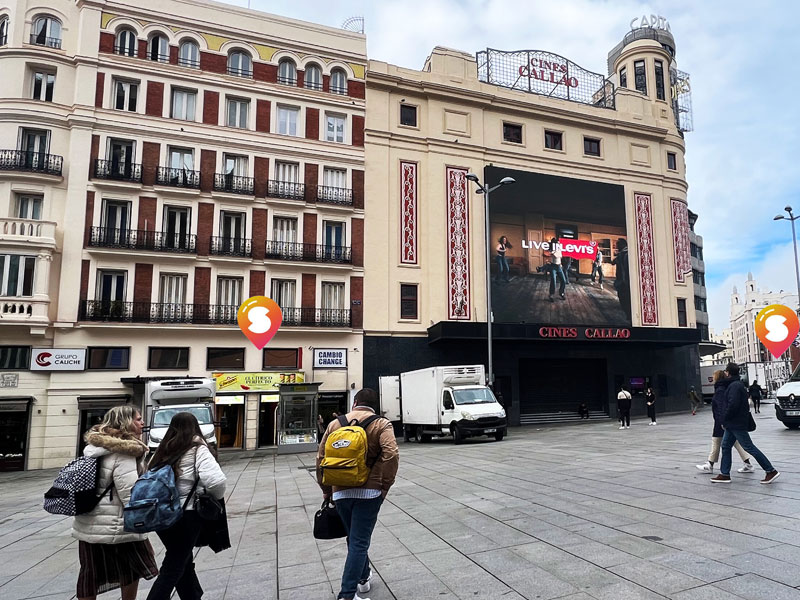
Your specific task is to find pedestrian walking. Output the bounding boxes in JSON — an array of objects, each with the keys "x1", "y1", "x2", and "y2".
[
  {"x1": 578, "y1": 403, "x2": 589, "y2": 419},
  {"x1": 617, "y1": 385, "x2": 632, "y2": 429},
  {"x1": 317, "y1": 388, "x2": 399, "y2": 600},
  {"x1": 645, "y1": 387, "x2": 657, "y2": 425},
  {"x1": 688, "y1": 386, "x2": 703, "y2": 415},
  {"x1": 590, "y1": 249, "x2": 604, "y2": 285},
  {"x1": 696, "y1": 370, "x2": 754, "y2": 474},
  {"x1": 711, "y1": 363, "x2": 780, "y2": 484},
  {"x1": 72, "y1": 405, "x2": 158, "y2": 600},
  {"x1": 145, "y1": 412, "x2": 227, "y2": 600},
  {"x1": 317, "y1": 414, "x2": 326, "y2": 441},
  {"x1": 749, "y1": 380, "x2": 763, "y2": 414}
]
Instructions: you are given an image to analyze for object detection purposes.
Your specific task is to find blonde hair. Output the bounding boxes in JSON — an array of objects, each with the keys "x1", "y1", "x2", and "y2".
[
  {"x1": 712, "y1": 370, "x2": 725, "y2": 384},
  {"x1": 96, "y1": 405, "x2": 140, "y2": 435}
]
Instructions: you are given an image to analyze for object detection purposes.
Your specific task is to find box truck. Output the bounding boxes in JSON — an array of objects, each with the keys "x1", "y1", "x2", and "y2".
[
  {"x1": 144, "y1": 378, "x2": 218, "y2": 452},
  {"x1": 399, "y1": 365, "x2": 507, "y2": 443}
]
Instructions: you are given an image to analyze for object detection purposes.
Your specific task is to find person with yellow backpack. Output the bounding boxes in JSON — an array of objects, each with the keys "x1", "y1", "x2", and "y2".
[{"x1": 317, "y1": 388, "x2": 399, "y2": 600}]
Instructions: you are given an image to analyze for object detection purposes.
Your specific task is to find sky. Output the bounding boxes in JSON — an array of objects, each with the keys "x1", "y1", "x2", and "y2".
[{"x1": 225, "y1": 0, "x2": 800, "y2": 334}]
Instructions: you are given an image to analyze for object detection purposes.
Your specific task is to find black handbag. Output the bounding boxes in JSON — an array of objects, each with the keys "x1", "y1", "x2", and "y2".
[
  {"x1": 747, "y1": 412, "x2": 757, "y2": 432},
  {"x1": 313, "y1": 499, "x2": 347, "y2": 540},
  {"x1": 195, "y1": 494, "x2": 224, "y2": 520}
]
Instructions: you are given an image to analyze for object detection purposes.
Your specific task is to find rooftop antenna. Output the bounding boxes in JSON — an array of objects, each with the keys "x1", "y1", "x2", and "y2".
[{"x1": 342, "y1": 16, "x2": 365, "y2": 34}]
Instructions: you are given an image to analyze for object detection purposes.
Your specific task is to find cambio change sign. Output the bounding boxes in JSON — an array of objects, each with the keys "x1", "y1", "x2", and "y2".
[{"x1": 30, "y1": 348, "x2": 86, "y2": 371}]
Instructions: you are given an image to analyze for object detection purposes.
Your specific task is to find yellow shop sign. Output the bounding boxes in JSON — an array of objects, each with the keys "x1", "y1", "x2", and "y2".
[{"x1": 212, "y1": 372, "x2": 305, "y2": 392}]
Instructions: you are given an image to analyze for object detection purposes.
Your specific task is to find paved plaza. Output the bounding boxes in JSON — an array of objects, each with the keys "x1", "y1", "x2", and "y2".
[{"x1": 2, "y1": 407, "x2": 800, "y2": 600}]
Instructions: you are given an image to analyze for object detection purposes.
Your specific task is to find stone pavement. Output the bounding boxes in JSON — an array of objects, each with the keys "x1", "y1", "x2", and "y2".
[{"x1": 2, "y1": 406, "x2": 800, "y2": 600}]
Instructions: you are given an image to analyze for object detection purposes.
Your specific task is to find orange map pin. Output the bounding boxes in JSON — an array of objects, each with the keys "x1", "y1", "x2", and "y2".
[
  {"x1": 237, "y1": 296, "x2": 282, "y2": 350},
  {"x1": 755, "y1": 304, "x2": 800, "y2": 359}
]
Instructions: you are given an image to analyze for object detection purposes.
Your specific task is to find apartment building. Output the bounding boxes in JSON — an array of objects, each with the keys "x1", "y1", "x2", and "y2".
[{"x1": 0, "y1": 0, "x2": 366, "y2": 469}]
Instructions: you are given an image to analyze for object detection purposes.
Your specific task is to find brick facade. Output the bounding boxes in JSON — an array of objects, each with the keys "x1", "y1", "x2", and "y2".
[
  {"x1": 305, "y1": 107, "x2": 319, "y2": 140},
  {"x1": 203, "y1": 91, "x2": 219, "y2": 126},
  {"x1": 79, "y1": 260, "x2": 90, "y2": 302},
  {"x1": 194, "y1": 267, "x2": 211, "y2": 304},
  {"x1": 137, "y1": 40, "x2": 147, "y2": 60},
  {"x1": 254, "y1": 157, "x2": 269, "y2": 198},
  {"x1": 133, "y1": 263, "x2": 153, "y2": 304},
  {"x1": 302, "y1": 274, "x2": 316, "y2": 309},
  {"x1": 256, "y1": 99, "x2": 271, "y2": 133},
  {"x1": 347, "y1": 80, "x2": 365, "y2": 99},
  {"x1": 352, "y1": 115, "x2": 365, "y2": 147},
  {"x1": 350, "y1": 276, "x2": 363, "y2": 329},
  {"x1": 253, "y1": 63, "x2": 277, "y2": 83},
  {"x1": 83, "y1": 191, "x2": 94, "y2": 248},
  {"x1": 303, "y1": 213, "x2": 317, "y2": 246},
  {"x1": 304, "y1": 163, "x2": 318, "y2": 203},
  {"x1": 352, "y1": 169, "x2": 364, "y2": 209},
  {"x1": 145, "y1": 81, "x2": 164, "y2": 117},
  {"x1": 351, "y1": 218, "x2": 364, "y2": 267},
  {"x1": 199, "y1": 51, "x2": 226, "y2": 74},
  {"x1": 95, "y1": 72, "x2": 105, "y2": 108},
  {"x1": 249, "y1": 270, "x2": 266, "y2": 297},
  {"x1": 89, "y1": 134, "x2": 100, "y2": 179},
  {"x1": 141, "y1": 142, "x2": 160, "y2": 187},
  {"x1": 252, "y1": 207, "x2": 267, "y2": 260},
  {"x1": 200, "y1": 150, "x2": 216, "y2": 193},
  {"x1": 196, "y1": 202, "x2": 214, "y2": 255},
  {"x1": 137, "y1": 196, "x2": 157, "y2": 231},
  {"x1": 169, "y1": 45, "x2": 178, "y2": 65},
  {"x1": 99, "y1": 32, "x2": 114, "y2": 54}
]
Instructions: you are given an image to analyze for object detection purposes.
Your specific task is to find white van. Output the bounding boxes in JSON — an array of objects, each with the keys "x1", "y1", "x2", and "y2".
[{"x1": 774, "y1": 364, "x2": 800, "y2": 429}]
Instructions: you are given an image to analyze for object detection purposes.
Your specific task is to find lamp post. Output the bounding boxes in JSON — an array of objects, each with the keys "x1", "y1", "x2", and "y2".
[
  {"x1": 774, "y1": 206, "x2": 800, "y2": 315},
  {"x1": 465, "y1": 173, "x2": 515, "y2": 389}
]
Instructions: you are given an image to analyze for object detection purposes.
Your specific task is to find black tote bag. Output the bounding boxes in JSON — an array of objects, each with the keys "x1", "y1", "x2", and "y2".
[{"x1": 313, "y1": 499, "x2": 347, "y2": 540}]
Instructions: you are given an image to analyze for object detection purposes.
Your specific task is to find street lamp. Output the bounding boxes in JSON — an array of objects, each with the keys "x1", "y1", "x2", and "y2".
[
  {"x1": 465, "y1": 173, "x2": 515, "y2": 389},
  {"x1": 773, "y1": 205, "x2": 800, "y2": 315}
]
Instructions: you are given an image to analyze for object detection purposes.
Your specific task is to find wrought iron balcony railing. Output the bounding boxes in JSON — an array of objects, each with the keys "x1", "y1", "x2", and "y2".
[
  {"x1": 213, "y1": 173, "x2": 254, "y2": 195},
  {"x1": 94, "y1": 159, "x2": 142, "y2": 183},
  {"x1": 29, "y1": 34, "x2": 62, "y2": 49},
  {"x1": 227, "y1": 66, "x2": 253, "y2": 78},
  {"x1": 282, "y1": 308, "x2": 352, "y2": 327},
  {"x1": 157, "y1": 167, "x2": 201, "y2": 189},
  {"x1": 330, "y1": 84, "x2": 348, "y2": 95},
  {"x1": 316, "y1": 186, "x2": 353, "y2": 206},
  {"x1": 113, "y1": 44, "x2": 136, "y2": 57},
  {"x1": 264, "y1": 241, "x2": 352, "y2": 264},
  {"x1": 210, "y1": 236, "x2": 252, "y2": 257},
  {"x1": 305, "y1": 80, "x2": 323, "y2": 91},
  {"x1": 267, "y1": 180, "x2": 305, "y2": 201},
  {"x1": 0, "y1": 150, "x2": 63, "y2": 176},
  {"x1": 88, "y1": 227, "x2": 197, "y2": 253},
  {"x1": 278, "y1": 75, "x2": 297, "y2": 86},
  {"x1": 178, "y1": 56, "x2": 200, "y2": 68}
]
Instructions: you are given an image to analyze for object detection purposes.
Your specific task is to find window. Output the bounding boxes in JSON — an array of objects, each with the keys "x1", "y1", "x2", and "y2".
[
  {"x1": 169, "y1": 147, "x2": 194, "y2": 171},
  {"x1": 171, "y1": 88, "x2": 196, "y2": 121},
  {"x1": 619, "y1": 66, "x2": 627, "y2": 88},
  {"x1": 697, "y1": 324, "x2": 709, "y2": 341},
  {"x1": 0, "y1": 346, "x2": 30, "y2": 370},
  {"x1": 330, "y1": 68, "x2": 347, "y2": 94},
  {"x1": 692, "y1": 270, "x2": 705, "y2": 286},
  {"x1": 263, "y1": 348, "x2": 298, "y2": 369},
  {"x1": 218, "y1": 211, "x2": 245, "y2": 253},
  {"x1": 223, "y1": 153, "x2": 248, "y2": 177},
  {"x1": 107, "y1": 138, "x2": 135, "y2": 178},
  {"x1": 163, "y1": 206, "x2": 191, "y2": 249},
  {"x1": 157, "y1": 274, "x2": 187, "y2": 321},
  {"x1": 634, "y1": 59, "x2": 647, "y2": 94},
  {"x1": 694, "y1": 296, "x2": 707, "y2": 312},
  {"x1": 87, "y1": 347, "x2": 130, "y2": 370},
  {"x1": 400, "y1": 104, "x2": 417, "y2": 127},
  {"x1": 544, "y1": 130, "x2": 563, "y2": 150},
  {"x1": 16, "y1": 195, "x2": 43, "y2": 220},
  {"x1": 207, "y1": 347, "x2": 245, "y2": 370},
  {"x1": 277, "y1": 106, "x2": 299, "y2": 136},
  {"x1": 654, "y1": 59, "x2": 665, "y2": 101},
  {"x1": 31, "y1": 15, "x2": 61, "y2": 48},
  {"x1": 667, "y1": 152, "x2": 677, "y2": 171},
  {"x1": 677, "y1": 298, "x2": 687, "y2": 327},
  {"x1": 228, "y1": 51, "x2": 252, "y2": 77},
  {"x1": 148, "y1": 347, "x2": 189, "y2": 370},
  {"x1": 216, "y1": 276, "x2": 243, "y2": 307},
  {"x1": 400, "y1": 283, "x2": 418, "y2": 320},
  {"x1": 323, "y1": 221, "x2": 345, "y2": 260},
  {"x1": 114, "y1": 79, "x2": 138, "y2": 112},
  {"x1": 0, "y1": 254, "x2": 36, "y2": 296},
  {"x1": 178, "y1": 40, "x2": 199, "y2": 68},
  {"x1": 325, "y1": 113, "x2": 346, "y2": 143},
  {"x1": 270, "y1": 279, "x2": 296, "y2": 309},
  {"x1": 278, "y1": 59, "x2": 297, "y2": 85},
  {"x1": 95, "y1": 270, "x2": 126, "y2": 304},
  {"x1": 32, "y1": 71, "x2": 55, "y2": 102},
  {"x1": 321, "y1": 282, "x2": 345, "y2": 310},
  {"x1": 226, "y1": 97, "x2": 249, "y2": 129},
  {"x1": 115, "y1": 29, "x2": 136, "y2": 56},
  {"x1": 0, "y1": 17, "x2": 8, "y2": 46},
  {"x1": 305, "y1": 64, "x2": 322, "y2": 90},
  {"x1": 275, "y1": 161, "x2": 299, "y2": 183},
  {"x1": 148, "y1": 34, "x2": 168, "y2": 62},
  {"x1": 273, "y1": 217, "x2": 298, "y2": 243},
  {"x1": 584, "y1": 137, "x2": 601, "y2": 157},
  {"x1": 101, "y1": 199, "x2": 130, "y2": 242},
  {"x1": 503, "y1": 123, "x2": 522, "y2": 144},
  {"x1": 322, "y1": 167, "x2": 347, "y2": 189}
]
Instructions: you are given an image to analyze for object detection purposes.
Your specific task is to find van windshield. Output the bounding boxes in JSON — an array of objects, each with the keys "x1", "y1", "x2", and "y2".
[
  {"x1": 453, "y1": 388, "x2": 498, "y2": 405},
  {"x1": 152, "y1": 407, "x2": 213, "y2": 427}
]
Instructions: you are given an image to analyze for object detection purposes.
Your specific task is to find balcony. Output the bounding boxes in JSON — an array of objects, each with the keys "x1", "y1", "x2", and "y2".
[
  {"x1": 1, "y1": 298, "x2": 50, "y2": 327},
  {"x1": 113, "y1": 45, "x2": 137, "y2": 57},
  {"x1": 317, "y1": 186, "x2": 353, "y2": 206},
  {"x1": 213, "y1": 174, "x2": 254, "y2": 195},
  {"x1": 29, "y1": 34, "x2": 62, "y2": 49},
  {"x1": 267, "y1": 180, "x2": 305, "y2": 201},
  {"x1": 0, "y1": 150, "x2": 63, "y2": 176},
  {"x1": 157, "y1": 167, "x2": 201, "y2": 189},
  {"x1": 282, "y1": 308, "x2": 351, "y2": 327},
  {"x1": 227, "y1": 66, "x2": 253, "y2": 78},
  {"x1": 88, "y1": 227, "x2": 197, "y2": 254},
  {"x1": 210, "y1": 236, "x2": 252, "y2": 257},
  {"x1": 94, "y1": 159, "x2": 142, "y2": 183},
  {"x1": 0, "y1": 218, "x2": 57, "y2": 249},
  {"x1": 265, "y1": 241, "x2": 351, "y2": 264}
]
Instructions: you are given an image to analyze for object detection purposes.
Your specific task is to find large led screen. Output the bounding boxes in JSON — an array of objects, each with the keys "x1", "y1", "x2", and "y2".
[{"x1": 485, "y1": 166, "x2": 631, "y2": 326}]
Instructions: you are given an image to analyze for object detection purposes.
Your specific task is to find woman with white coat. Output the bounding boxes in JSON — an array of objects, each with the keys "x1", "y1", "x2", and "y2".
[
  {"x1": 146, "y1": 412, "x2": 227, "y2": 600},
  {"x1": 72, "y1": 405, "x2": 158, "y2": 600}
]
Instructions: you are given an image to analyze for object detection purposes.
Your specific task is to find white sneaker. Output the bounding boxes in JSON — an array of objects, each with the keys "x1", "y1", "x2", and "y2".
[
  {"x1": 357, "y1": 569, "x2": 372, "y2": 594},
  {"x1": 696, "y1": 463, "x2": 712, "y2": 472},
  {"x1": 340, "y1": 595, "x2": 370, "y2": 600},
  {"x1": 626, "y1": 426, "x2": 630, "y2": 429},
  {"x1": 619, "y1": 426, "x2": 625, "y2": 430},
  {"x1": 738, "y1": 463, "x2": 755, "y2": 473}
]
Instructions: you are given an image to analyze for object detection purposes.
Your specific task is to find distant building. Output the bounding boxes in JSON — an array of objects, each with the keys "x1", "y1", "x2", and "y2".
[{"x1": 701, "y1": 327, "x2": 733, "y2": 366}]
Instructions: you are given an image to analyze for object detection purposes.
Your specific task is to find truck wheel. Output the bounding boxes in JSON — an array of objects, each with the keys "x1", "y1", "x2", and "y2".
[
  {"x1": 494, "y1": 431, "x2": 505, "y2": 441},
  {"x1": 786, "y1": 424, "x2": 800, "y2": 430},
  {"x1": 415, "y1": 426, "x2": 430, "y2": 443},
  {"x1": 452, "y1": 423, "x2": 463, "y2": 445}
]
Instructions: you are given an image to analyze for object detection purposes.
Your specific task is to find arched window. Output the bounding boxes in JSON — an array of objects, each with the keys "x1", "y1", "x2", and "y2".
[
  {"x1": 115, "y1": 29, "x2": 136, "y2": 57},
  {"x1": 228, "y1": 51, "x2": 252, "y2": 77},
  {"x1": 278, "y1": 59, "x2": 297, "y2": 85},
  {"x1": 330, "y1": 68, "x2": 348, "y2": 95},
  {"x1": 148, "y1": 33, "x2": 168, "y2": 62},
  {"x1": 31, "y1": 15, "x2": 61, "y2": 48},
  {"x1": 0, "y1": 17, "x2": 9, "y2": 46},
  {"x1": 178, "y1": 40, "x2": 199, "y2": 68},
  {"x1": 305, "y1": 63, "x2": 322, "y2": 90}
]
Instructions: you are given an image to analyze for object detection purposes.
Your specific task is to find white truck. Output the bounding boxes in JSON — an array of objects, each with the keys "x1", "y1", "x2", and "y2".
[
  {"x1": 399, "y1": 365, "x2": 507, "y2": 444},
  {"x1": 144, "y1": 378, "x2": 218, "y2": 452},
  {"x1": 774, "y1": 363, "x2": 800, "y2": 429}
]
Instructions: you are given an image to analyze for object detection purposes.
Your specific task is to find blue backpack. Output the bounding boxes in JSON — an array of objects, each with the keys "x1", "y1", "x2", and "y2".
[{"x1": 123, "y1": 463, "x2": 197, "y2": 533}]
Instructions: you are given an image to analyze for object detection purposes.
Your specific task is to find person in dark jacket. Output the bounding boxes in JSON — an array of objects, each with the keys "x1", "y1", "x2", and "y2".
[
  {"x1": 617, "y1": 386, "x2": 632, "y2": 429},
  {"x1": 711, "y1": 363, "x2": 780, "y2": 484},
  {"x1": 578, "y1": 403, "x2": 589, "y2": 419},
  {"x1": 611, "y1": 238, "x2": 631, "y2": 320},
  {"x1": 696, "y1": 370, "x2": 753, "y2": 473},
  {"x1": 749, "y1": 380, "x2": 763, "y2": 413},
  {"x1": 645, "y1": 388, "x2": 657, "y2": 425}
]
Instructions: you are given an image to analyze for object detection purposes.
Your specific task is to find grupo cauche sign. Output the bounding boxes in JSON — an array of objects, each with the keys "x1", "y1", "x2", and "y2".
[{"x1": 30, "y1": 349, "x2": 86, "y2": 371}]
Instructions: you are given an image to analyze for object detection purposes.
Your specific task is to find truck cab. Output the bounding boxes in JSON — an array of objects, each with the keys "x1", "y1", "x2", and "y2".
[
  {"x1": 774, "y1": 363, "x2": 800, "y2": 429},
  {"x1": 144, "y1": 379, "x2": 218, "y2": 451}
]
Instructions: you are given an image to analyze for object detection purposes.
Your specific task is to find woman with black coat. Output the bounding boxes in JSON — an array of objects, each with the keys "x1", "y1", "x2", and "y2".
[{"x1": 645, "y1": 388, "x2": 657, "y2": 425}]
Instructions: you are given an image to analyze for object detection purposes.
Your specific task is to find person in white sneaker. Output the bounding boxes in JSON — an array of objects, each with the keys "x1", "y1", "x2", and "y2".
[
  {"x1": 645, "y1": 387, "x2": 657, "y2": 425},
  {"x1": 617, "y1": 385, "x2": 632, "y2": 429}
]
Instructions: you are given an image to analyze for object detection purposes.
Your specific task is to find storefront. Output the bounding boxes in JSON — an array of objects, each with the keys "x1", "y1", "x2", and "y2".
[
  {"x1": 277, "y1": 382, "x2": 321, "y2": 453},
  {"x1": 214, "y1": 394, "x2": 245, "y2": 449},
  {"x1": 0, "y1": 397, "x2": 32, "y2": 472}
]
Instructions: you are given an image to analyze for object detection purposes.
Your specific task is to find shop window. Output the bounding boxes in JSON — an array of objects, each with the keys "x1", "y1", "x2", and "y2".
[
  {"x1": 400, "y1": 104, "x2": 417, "y2": 127},
  {"x1": 0, "y1": 346, "x2": 30, "y2": 370},
  {"x1": 667, "y1": 152, "x2": 677, "y2": 171},
  {"x1": 583, "y1": 137, "x2": 601, "y2": 157},
  {"x1": 400, "y1": 283, "x2": 418, "y2": 320},
  {"x1": 263, "y1": 348, "x2": 298, "y2": 369},
  {"x1": 677, "y1": 298, "x2": 687, "y2": 327},
  {"x1": 148, "y1": 346, "x2": 189, "y2": 370},
  {"x1": 503, "y1": 123, "x2": 522, "y2": 144},
  {"x1": 87, "y1": 347, "x2": 130, "y2": 370},
  {"x1": 544, "y1": 130, "x2": 562, "y2": 150},
  {"x1": 207, "y1": 347, "x2": 245, "y2": 370}
]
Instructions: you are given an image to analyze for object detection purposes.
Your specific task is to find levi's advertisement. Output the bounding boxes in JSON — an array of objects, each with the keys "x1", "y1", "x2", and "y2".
[{"x1": 486, "y1": 166, "x2": 631, "y2": 326}]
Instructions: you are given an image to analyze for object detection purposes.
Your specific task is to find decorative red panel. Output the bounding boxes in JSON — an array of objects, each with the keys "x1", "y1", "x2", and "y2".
[
  {"x1": 446, "y1": 167, "x2": 470, "y2": 320},
  {"x1": 400, "y1": 161, "x2": 418, "y2": 265},
  {"x1": 635, "y1": 193, "x2": 658, "y2": 326},
  {"x1": 671, "y1": 198, "x2": 691, "y2": 283}
]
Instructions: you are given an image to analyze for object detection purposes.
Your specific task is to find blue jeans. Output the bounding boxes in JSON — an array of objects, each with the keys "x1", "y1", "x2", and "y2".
[
  {"x1": 495, "y1": 255, "x2": 510, "y2": 281},
  {"x1": 335, "y1": 496, "x2": 383, "y2": 599},
  {"x1": 549, "y1": 265, "x2": 566, "y2": 296},
  {"x1": 591, "y1": 262, "x2": 604, "y2": 283},
  {"x1": 720, "y1": 429, "x2": 774, "y2": 475}
]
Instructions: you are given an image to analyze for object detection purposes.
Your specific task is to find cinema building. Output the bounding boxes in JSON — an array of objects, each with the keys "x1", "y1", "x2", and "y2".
[
  {"x1": 0, "y1": 0, "x2": 365, "y2": 470},
  {"x1": 364, "y1": 28, "x2": 702, "y2": 424}
]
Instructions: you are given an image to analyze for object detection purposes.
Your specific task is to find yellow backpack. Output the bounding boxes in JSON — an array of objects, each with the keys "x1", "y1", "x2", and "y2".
[{"x1": 320, "y1": 414, "x2": 383, "y2": 487}]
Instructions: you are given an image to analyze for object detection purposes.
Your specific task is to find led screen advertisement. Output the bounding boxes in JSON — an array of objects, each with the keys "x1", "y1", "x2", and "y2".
[{"x1": 485, "y1": 166, "x2": 631, "y2": 326}]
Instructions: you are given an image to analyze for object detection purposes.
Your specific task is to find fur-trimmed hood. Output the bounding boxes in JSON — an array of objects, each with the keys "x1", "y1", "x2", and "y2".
[{"x1": 84, "y1": 428, "x2": 147, "y2": 458}]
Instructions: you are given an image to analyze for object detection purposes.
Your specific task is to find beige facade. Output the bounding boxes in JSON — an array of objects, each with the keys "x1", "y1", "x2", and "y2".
[{"x1": 0, "y1": 0, "x2": 366, "y2": 469}]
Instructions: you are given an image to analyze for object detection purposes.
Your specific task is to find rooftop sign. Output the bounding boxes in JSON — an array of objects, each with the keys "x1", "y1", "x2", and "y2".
[{"x1": 630, "y1": 14, "x2": 671, "y2": 32}]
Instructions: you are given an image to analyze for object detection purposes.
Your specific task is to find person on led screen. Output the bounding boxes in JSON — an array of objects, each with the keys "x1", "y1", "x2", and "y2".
[
  {"x1": 591, "y1": 248, "x2": 604, "y2": 286},
  {"x1": 612, "y1": 238, "x2": 631, "y2": 319},
  {"x1": 547, "y1": 237, "x2": 567, "y2": 301},
  {"x1": 495, "y1": 236, "x2": 513, "y2": 283}
]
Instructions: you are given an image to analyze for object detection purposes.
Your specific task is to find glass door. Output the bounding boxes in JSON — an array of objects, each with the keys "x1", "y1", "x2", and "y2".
[
  {"x1": 220, "y1": 211, "x2": 245, "y2": 254},
  {"x1": 159, "y1": 273, "x2": 187, "y2": 321},
  {"x1": 109, "y1": 139, "x2": 135, "y2": 179},
  {"x1": 21, "y1": 129, "x2": 48, "y2": 170},
  {"x1": 323, "y1": 221, "x2": 345, "y2": 261},
  {"x1": 96, "y1": 270, "x2": 126, "y2": 318},
  {"x1": 102, "y1": 200, "x2": 130, "y2": 245},
  {"x1": 163, "y1": 206, "x2": 191, "y2": 250}
]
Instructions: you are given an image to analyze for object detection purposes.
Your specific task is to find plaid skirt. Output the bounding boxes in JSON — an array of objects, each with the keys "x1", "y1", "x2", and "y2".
[{"x1": 77, "y1": 540, "x2": 158, "y2": 597}]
